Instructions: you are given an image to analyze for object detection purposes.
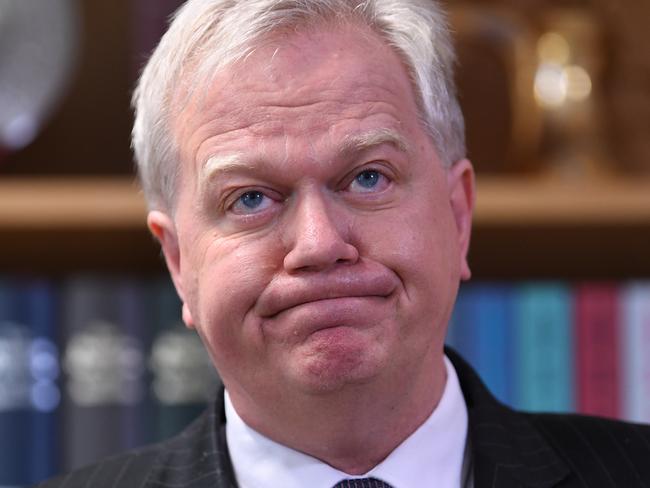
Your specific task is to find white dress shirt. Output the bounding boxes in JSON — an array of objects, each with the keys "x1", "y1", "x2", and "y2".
[{"x1": 225, "y1": 355, "x2": 469, "y2": 488}]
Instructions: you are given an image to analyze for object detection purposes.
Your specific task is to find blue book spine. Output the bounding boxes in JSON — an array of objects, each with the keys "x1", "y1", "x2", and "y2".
[
  {"x1": 0, "y1": 279, "x2": 31, "y2": 487},
  {"x1": 448, "y1": 285, "x2": 480, "y2": 367},
  {"x1": 513, "y1": 283, "x2": 574, "y2": 413},
  {"x1": 621, "y1": 282, "x2": 650, "y2": 423},
  {"x1": 22, "y1": 279, "x2": 61, "y2": 483},
  {"x1": 0, "y1": 278, "x2": 60, "y2": 486},
  {"x1": 449, "y1": 283, "x2": 515, "y2": 406},
  {"x1": 474, "y1": 284, "x2": 515, "y2": 406}
]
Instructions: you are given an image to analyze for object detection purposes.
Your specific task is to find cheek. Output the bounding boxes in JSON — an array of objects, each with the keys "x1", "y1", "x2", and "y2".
[
  {"x1": 182, "y1": 233, "x2": 282, "y2": 362},
  {"x1": 359, "y1": 200, "x2": 460, "y2": 321},
  {"x1": 363, "y1": 200, "x2": 459, "y2": 272}
]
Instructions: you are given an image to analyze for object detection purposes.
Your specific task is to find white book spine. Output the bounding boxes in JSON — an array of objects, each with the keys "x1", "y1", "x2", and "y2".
[{"x1": 622, "y1": 283, "x2": 650, "y2": 423}]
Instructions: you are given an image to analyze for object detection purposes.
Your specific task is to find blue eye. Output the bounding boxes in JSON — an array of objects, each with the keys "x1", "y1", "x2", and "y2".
[
  {"x1": 230, "y1": 190, "x2": 274, "y2": 214},
  {"x1": 349, "y1": 169, "x2": 389, "y2": 193},
  {"x1": 240, "y1": 191, "x2": 265, "y2": 208},
  {"x1": 355, "y1": 170, "x2": 380, "y2": 189}
]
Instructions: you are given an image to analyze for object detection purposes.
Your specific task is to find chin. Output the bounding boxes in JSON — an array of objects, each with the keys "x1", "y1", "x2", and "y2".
[{"x1": 287, "y1": 330, "x2": 388, "y2": 394}]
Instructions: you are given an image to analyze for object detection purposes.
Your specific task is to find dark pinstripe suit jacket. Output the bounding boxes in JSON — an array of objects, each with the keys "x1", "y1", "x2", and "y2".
[{"x1": 37, "y1": 349, "x2": 650, "y2": 487}]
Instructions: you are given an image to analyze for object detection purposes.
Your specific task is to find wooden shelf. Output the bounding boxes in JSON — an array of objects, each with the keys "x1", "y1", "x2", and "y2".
[
  {"x1": 475, "y1": 176, "x2": 650, "y2": 226},
  {"x1": 1, "y1": 176, "x2": 649, "y2": 278},
  {"x1": 0, "y1": 177, "x2": 146, "y2": 230}
]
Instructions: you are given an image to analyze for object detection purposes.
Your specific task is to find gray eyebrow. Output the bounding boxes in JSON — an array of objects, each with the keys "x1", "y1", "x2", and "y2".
[
  {"x1": 198, "y1": 152, "x2": 253, "y2": 191},
  {"x1": 338, "y1": 128, "x2": 410, "y2": 156}
]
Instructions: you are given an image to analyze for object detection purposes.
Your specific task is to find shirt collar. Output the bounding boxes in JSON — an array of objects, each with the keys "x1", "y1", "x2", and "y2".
[{"x1": 226, "y1": 355, "x2": 468, "y2": 488}]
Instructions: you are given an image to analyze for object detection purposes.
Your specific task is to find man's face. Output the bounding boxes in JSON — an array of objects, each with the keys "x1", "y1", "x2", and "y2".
[{"x1": 151, "y1": 25, "x2": 473, "y2": 413}]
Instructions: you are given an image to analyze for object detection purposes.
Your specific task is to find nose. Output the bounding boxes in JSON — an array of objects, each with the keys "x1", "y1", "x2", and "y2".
[{"x1": 283, "y1": 191, "x2": 359, "y2": 273}]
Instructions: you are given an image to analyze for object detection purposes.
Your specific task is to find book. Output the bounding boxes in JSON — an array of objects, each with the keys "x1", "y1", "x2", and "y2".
[
  {"x1": 513, "y1": 283, "x2": 574, "y2": 413},
  {"x1": 0, "y1": 278, "x2": 60, "y2": 485},
  {"x1": 575, "y1": 283, "x2": 620, "y2": 418},
  {"x1": 147, "y1": 278, "x2": 220, "y2": 442},
  {"x1": 0, "y1": 279, "x2": 32, "y2": 486},
  {"x1": 621, "y1": 282, "x2": 650, "y2": 423},
  {"x1": 60, "y1": 275, "x2": 149, "y2": 471},
  {"x1": 448, "y1": 285, "x2": 479, "y2": 369},
  {"x1": 22, "y1": 279, "x2": 61, "y2": 483},
  {"x1": 448, "y1": 283, "x2": 515, "y2": 405}
]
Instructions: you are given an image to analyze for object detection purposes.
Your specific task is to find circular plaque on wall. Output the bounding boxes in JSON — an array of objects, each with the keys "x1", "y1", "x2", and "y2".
[{"x1": 0, "y1": 0, "x2": 80, "y2": 161}]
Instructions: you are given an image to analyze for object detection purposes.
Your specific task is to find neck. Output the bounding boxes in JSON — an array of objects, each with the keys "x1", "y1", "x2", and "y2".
[{"x1": 228, "y1": 354, "x2": 447, "y2": 474}]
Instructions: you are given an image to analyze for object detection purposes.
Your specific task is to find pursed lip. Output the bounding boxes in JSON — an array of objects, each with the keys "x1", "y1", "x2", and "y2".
[{"x1": 255, "y1": 264, "x2": 398, "y2": 319}]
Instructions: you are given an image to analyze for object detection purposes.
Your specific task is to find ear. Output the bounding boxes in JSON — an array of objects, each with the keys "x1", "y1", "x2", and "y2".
[
  {"x1": 446, "y1": 159, "x2": 475, "y2": 281},
  {"x1": 147, "y1": 210, "x2": 196, "y2": 328}
]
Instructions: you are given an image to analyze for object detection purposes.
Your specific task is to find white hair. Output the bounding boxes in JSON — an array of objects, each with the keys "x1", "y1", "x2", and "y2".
[{"x1": 132, "y1": 0, "x2": 466, "y2": 211}]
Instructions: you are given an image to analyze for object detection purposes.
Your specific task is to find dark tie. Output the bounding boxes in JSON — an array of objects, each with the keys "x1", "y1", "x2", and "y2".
[{"x1": 332, "y1": 478, "x2": 394, "y2": 488}]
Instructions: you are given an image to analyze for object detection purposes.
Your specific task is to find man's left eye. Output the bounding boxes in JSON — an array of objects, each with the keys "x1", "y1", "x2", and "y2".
[
  {"x1": 230, "y1": 190, "x2": 274, "y2": 214},
  {"x1": 349, "y1": 169, "x2": 389, "y2": 193}
]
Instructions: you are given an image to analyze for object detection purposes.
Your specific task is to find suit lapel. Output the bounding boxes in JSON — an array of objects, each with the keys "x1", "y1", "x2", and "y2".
[
  {"x1": 447, "y1": 348, "x2": 570, "y2": 488},
  {"x1": 144, "y1": 394, "x2": 238, "y2": 488}
]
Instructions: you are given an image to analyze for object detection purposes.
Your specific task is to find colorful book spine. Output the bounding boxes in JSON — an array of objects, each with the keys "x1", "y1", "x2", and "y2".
[
  {"x1": 449, "y1": 283, "x2": 514, "y2": 406},
  {"x1": 22, "y1": 279, "x2": 61, "y2": 483},
  {"x1": 575, "y1": 283, "x2": 620, "y2": 418},
  {"x1": 513, "y1": 283, "x2": 574, "y2": 413},
  {"x1": 0, "y1": 278, "x2": 60, "y2": 486},
  {"x1": 0, "y1": 279, "x2": 31, "y2": 487},
  {"x1": 474, "y1": 284, "x2": 515, "y2": 406},
  {"x1": 148, "y1": 278, "x2": 220, "y2": 442},
  {"x1": 448, "y1": 285, "x2": 480, "y2": 369},
  {"x1": 621, "y1": 283, "x2": 650, "y2": 424},
  {"x1": 61, "y1": 276, "x2": 148, "y2": 471}
]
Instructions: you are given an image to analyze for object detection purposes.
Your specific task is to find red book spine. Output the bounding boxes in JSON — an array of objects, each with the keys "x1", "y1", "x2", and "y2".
[{"x1": 575, "y1": 283, "x2": 620, "y2": 418}]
